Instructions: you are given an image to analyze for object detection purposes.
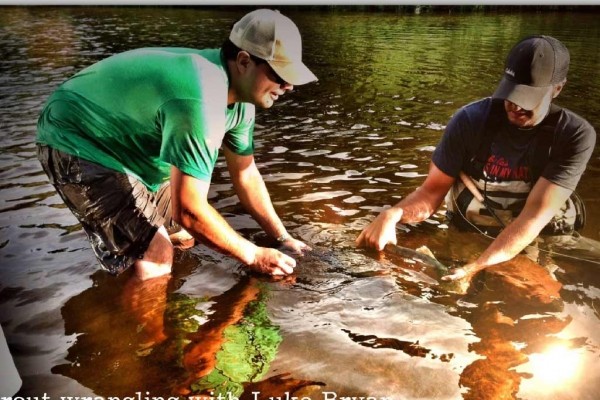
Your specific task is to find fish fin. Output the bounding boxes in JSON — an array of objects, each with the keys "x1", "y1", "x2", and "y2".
[{"x1": 415, "y1": 245, "x2": 437, "y2": 260}]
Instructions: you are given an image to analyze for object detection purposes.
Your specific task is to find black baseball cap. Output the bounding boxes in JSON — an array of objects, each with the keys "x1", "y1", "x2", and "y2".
[{"x1": 492, "y1": 35, "x2": 569, "y2": 110}]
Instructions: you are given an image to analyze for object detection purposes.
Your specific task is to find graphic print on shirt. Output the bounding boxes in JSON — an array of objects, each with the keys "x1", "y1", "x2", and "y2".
[
  {"x1": 483, "y1": 154, "x2": 530, "y2": 181},
  {"x1": 482, "y1": 134, "x2": 534, "y2": 183}
]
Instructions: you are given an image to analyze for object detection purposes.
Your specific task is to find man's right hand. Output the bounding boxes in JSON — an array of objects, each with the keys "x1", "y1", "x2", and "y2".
[
  {"x1": 356, "y1": 207, "x2": 403, "y2": 251},
  {"x1": 248, "y1": 247, "x2": 296, "y2": 276}
]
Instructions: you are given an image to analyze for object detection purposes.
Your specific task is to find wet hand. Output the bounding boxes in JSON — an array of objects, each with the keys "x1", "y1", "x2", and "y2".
[
  {"x1": 441, "y1": 263, "x2": 480, "y2": 282},
  {"x1": 440, "y1": 263, "x2": 486, "y2": 295},
  {"x1": 356, "y1": 209, "x2": 400, "y2": 251},
  {"x1": 441, "y1": 268, "x2": 469, "y2": 281},
  {"x1": 279, "y1": 236, "x2": 311, "y2": 255},
  {"x1": 249, "y1": 247, "x2": 296, "y2": 276}
]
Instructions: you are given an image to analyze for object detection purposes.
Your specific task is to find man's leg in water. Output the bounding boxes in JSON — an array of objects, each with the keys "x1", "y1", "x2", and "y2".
[{"x1": 134, "y1": 225, "x2": 173, "y2": 280}]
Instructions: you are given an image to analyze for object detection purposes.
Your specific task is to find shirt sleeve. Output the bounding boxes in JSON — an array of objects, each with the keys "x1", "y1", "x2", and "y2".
[
  {"x1": 432, "y1": 98, "x2": 493, "y2": 178},
  {"x1": 158, "y1": 97, "x2": 226, "y2": 182},
  {"x1": 542, "y1": 111, "x2": 596, "y2": 191},
  {"x1": 223, "y1": 103, "x2": 256, "y2": 156}
]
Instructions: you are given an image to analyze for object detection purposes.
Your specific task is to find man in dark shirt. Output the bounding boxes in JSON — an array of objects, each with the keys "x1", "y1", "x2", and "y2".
[{"x1": 357, "y1": 35, "x2": 596, "y2": 282}]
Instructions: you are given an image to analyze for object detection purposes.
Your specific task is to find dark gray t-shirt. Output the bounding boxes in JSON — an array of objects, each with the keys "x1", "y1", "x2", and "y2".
[{"x1": 432, "y1": 97, "x2": 596, "y2": 191}]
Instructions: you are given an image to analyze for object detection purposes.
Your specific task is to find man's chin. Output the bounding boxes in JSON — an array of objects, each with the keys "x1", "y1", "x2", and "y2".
[
  {"x1": 257, "y1": 99, "x2": 274, "y2": 109},
  {"x1": 508, "y1": 116, "x2": 532, "y2": 128}
]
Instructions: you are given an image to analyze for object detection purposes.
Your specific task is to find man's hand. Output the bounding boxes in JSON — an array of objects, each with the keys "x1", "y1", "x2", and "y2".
[
  {"x1": 356, "y1": 163, "x2": 453, "y2": 251},
  {"x1": 248, "y1": 247, "x2": 296, "y2": 276},
  {"x1": 441, "y1": 263, "x2": 481, "y2": 282},
  {"x1": 438, "y1": 263, "x2": 478, "y2": 295},
  {"x1": 356, "y1": 208, "x2": 402, "y2": 251},
  {"x1": 280, "y1": 236, "x2": 311, "y2": 255}
]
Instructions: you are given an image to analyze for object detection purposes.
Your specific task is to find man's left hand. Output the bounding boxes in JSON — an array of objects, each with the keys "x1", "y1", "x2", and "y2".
[
  {"x1": 442, "y1": 262, "x2": 482, "y2": 282},
  {"x1": 280, "y1": 236, "x2": 311, "y2": 255}
]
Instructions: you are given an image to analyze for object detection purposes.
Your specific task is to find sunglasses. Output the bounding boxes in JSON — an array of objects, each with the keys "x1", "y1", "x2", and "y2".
[{"x1": 250, "y1": 55, "x2": 288, "y2": 86}]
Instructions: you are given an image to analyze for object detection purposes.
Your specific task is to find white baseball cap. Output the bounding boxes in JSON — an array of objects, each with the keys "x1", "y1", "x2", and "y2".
[{"x1": 229, "y1": 9, "x2": 318, "y2": 85}]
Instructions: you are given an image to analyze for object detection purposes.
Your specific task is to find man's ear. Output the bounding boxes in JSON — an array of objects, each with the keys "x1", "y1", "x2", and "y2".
[
  {"x1": 553, "y1": 79, "x2": 567, "y2": 98},
  {"x1": 236, "y1": 51, "x2": 252, "y2": 75}
]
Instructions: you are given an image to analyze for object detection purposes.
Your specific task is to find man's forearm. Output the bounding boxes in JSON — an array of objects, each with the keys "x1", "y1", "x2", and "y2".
[
  {"x1": 471, "y1": 178, "x2": 572, "y2": 271},
  {"x1": 442, "y1": 178, "x2": 573, "y2": 282},
  {"x1": 180, "y1": 201, "x2": 258, "y2": 265},
  {"x1": 232, "y1": 170, "x2": 287, "y2": 239},
  {"x1": 472, "y1": 216, "x2": 542, "y2": 269},
  {"x1": 395, "y1": 185, "x2": 445, "y2": 224}
]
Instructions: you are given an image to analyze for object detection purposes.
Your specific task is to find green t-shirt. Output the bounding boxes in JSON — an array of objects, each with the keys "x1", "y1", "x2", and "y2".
[{"x1": 37, "y1": 47, "x2": 255, "y2": 192}]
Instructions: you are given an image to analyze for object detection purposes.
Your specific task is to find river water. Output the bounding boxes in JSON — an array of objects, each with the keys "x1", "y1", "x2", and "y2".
[{"x1": 1, "y1": 6, "x2": 599, "y2": 400}]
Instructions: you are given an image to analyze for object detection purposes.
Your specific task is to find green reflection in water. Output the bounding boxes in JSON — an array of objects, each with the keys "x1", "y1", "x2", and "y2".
[{"x1": 188, "y1": 286, "x2": 282, "y2": 396}]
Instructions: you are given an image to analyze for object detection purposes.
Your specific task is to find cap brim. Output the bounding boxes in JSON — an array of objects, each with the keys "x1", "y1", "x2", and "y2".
[
  {"x1": 269, "y1": 60, "x2": 318, "y2": 86},
  {"x1": 492, "y1": 76, "x2": 551, "y2": 110}
]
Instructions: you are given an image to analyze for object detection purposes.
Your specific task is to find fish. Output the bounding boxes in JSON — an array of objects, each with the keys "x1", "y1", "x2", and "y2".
[
  {"x1": 383, "y1": 243, "x2": 449, "y2": 276},
  {"x1": 278, "y1": 242, "x2": 450, "y2": 289}
]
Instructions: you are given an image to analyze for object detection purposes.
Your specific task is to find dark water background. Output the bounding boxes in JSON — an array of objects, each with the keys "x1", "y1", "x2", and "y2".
[{"x1": 1, "y1": 6, "x2": 599, "y2": 400}]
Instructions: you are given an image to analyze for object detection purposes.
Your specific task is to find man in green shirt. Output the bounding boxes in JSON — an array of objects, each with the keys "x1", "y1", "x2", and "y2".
[{"x1": 37, "y1": 9, "x2": 317, "y2": 280}]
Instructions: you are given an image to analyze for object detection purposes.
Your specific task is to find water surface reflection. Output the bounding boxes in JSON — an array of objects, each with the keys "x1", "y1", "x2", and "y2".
[{"x1": 1, "y1": 6, "x2": 599, "y2": 400}]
